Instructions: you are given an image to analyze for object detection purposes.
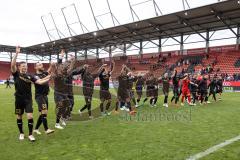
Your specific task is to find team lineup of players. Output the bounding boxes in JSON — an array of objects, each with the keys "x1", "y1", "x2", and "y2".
[{"x1": 11, "y1": 47, "x2": 223, "y2": 142}]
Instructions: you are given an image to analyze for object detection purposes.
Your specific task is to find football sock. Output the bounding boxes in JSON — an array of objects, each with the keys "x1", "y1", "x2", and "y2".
[
  {"x1": 100, "y1": 102, "x2": 104, "y2": 112},
  {"x1": 106, "y1": 101, "x2": 111, "y2": 111},
  {"x1": 137, "y1": 98, "x2": 140, "y2": 103},
  {"x1": 35, "y1": 115, "x2": 42, "y2": 130},
  {"x1": 17, "y1": 119, "x2": 24, "y2": 134},
  {"x1": 164, "y1": 96, "x2": 168, "y2": 103},
  {"x1": 154, "y1": 97, "x2": 158, "y2": 105},
  {"x1": 28, "y1": 118, "x2": 34, "y2": 135},
  {"x1": 42, "y1": 114, "x2": 48, "y2": 131}
]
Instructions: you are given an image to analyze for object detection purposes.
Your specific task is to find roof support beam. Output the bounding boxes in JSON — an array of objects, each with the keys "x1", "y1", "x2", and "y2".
[
  {"x1": 236, "y1": 24, "x2": 240, "y2": 50},
  {"x1": 158, "y1": 37, "x2": 162, "y2": 53},
  {"x1": 49, "y1": 53, "x2": 52, "y2": 63},
  {"x1": 139, "y1": 40, "x2": 143, "y2": 54},
  {"x1": 109, "y1": 45, "x2": 112, "y2": 62},
  {"x1": 180, "y1": 33, "x2": 184, "y2": 55},
  {"x1": 179, "y1": 17, "x2": 206, "y2": 40},
  {"x1": 216, "y1": 14, "x2": 237, "y2": 37},
  {"x1": 74, "y1": 50, "x2": 77, "y2": 60},
  {"x1": 96, "y1": 48, "x2": 99, "y2": 59},
  {"x1": 123, "y1": 43, "x2": 127, "y2": 55},
  {"x1": 206, "y1": 30, "x2": 210, "y2": 54},
  {"x1": 84, "y1": 49, "x2": 88, "y2": 60}
]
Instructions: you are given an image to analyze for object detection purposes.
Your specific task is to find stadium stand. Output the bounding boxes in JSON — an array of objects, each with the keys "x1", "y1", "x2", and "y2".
[
  {"x1": 1, "y1": 45, "x2": 240, "y2": 81},
  {"x1": 235, "y1": 58, "x2": 240, "y2": 67}
]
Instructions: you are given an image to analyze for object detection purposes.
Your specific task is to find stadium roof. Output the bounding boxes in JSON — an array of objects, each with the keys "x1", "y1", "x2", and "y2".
[{"x1": 1, "y1": 0, "x2": 240, "y2": 56}]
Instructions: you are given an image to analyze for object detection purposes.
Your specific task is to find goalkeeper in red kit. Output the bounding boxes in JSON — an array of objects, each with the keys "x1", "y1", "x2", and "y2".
[{"x1": 180, "y1": 73, "x2": 198, "y2": 106}]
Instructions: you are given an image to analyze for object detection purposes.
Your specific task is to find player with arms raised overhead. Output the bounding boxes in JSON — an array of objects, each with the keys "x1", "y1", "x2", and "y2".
[
  {"x1": 98, "y1": 61, "x2": 115, "y2": 116},
  {"x1": 11, "y1": 46, "x2": 51, "y2": 141},
  {"x1": 115, "y1": 64, "x2": 136, "y2": 115},
  {"x1": 50, "y1": 49, "x2": 76, "y2": 129},
  {"x1": 78, "y1": 63, "x2": 107, "y2": 118}
]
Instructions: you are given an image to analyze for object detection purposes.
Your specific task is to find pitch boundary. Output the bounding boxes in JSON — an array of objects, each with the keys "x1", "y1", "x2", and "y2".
[{"x1": 186, "y1": 135, "x2": 240, "y2": 160}]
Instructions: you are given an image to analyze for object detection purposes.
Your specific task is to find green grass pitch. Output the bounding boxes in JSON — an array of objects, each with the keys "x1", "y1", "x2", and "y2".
[{"x1": 0, "y1": 85, "x2": 240, "y2": 160}]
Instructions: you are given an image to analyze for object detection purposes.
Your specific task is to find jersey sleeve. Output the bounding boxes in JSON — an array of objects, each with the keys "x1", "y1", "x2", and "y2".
[
  {"x1": 71, "y1": 67, "x2": 85, "y2": 76},
  {"x1": 30, "y1": 74, "x2": 38, "y2": 83},
  {"x1": 99, "y1": 70, "x2": 104, "y2": 78},
  {"x1": 57, "y1": 58, "x2": 63, "y2": 64},
  {"x1": 12, "y1": 71, "x2": 19, "y2": 78},
  {"x1": 43, "y1": 71, "x2": 49, "y2": 76}
]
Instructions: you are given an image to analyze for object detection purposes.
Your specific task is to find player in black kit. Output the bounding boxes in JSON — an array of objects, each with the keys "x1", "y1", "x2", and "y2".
[
  {"x1": 198, "y1": 75, "x2": 209, "y2": 105},
  {"x1": 33, "y1": 62, "x2": 54, "y2": 135},
  {"x1": 135, "y1": 74, "x2": 145, "y2": 107},
  {"x1": 11, "y1": 46, "x2": 51, "y2": 141},
  {"x1": 162, "y1": 73, "x2": 170, "y2": 107},
  {"x1": 78, "y1": 64, "x2": 107, "y2": 118},
  {"x1": 99, "y1": 61, "x2": 115, "y2": 116},
  {"x1": 216, "y1": 76, "x2": 223, "y2": 101},
  {"x1": 51, "y1": 50, "x2": 76, "y2": 129},
  {"x1": 190, "y1": 75, "x2": 198, "y2": 106},
  {"x1": 127, "y1": 72, "x2": 138, "y2": 108},
  {"x1": 170, "y1": 70, "x2": 180, "y2": 106},
  {"x1": 207, "y1": 76, "x2": 217, "y2": 102},
  {"x1": 6, "y1": 78, "x2": 11, "y2": 88},
  {"x1": 115, "y1": 64, "x2": 136, "y2": 115}
]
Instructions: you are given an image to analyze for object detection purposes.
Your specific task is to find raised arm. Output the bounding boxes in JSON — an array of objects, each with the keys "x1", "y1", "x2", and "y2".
[
  {"x1": 110, "y1": 60, "x2": 115, "y2": 74},
  {"x1": 70, "y1": 65, "x2": 86, "y2": 76},
  {"x1": 125, "y1": 65, "x2": 131, "y2": 73},
  {"x1": 121, "y1": 64, "x2": 131, "y2": 74},
  {"x1": 97, "y1": 64, "x2": 108, "y2": 75},
  {"x1": 190, "y1": 81, "x2": 198, "y2": 87},
  {"x1": 67, "y1": 58, "x2": 77, "y2": 75},
  {"x1": 171, "y1": 70, "x2": 177, "y2": 78},
  {"x1": 47, "y1": 62, "x2": 55, "y2": 74},
  {"x1": 57, "y1": 49, "x2": 65, "y2": 64},
  {"x1": 35, "y1": 75, "x2": 52, "y2": 85},
  {"x1": 11, "y1": 46, "x2": 20, "y2": 73}
]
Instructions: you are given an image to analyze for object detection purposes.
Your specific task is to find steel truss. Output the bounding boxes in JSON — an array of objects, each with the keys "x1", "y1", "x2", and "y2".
[{"x1": 3, "y1": 0, "x2": 236, "y2": 62}]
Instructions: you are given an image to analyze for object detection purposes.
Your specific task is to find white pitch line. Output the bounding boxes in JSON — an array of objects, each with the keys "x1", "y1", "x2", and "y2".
[{"x1": 186, "y1": 135, "x2": 240, "y2": 160}]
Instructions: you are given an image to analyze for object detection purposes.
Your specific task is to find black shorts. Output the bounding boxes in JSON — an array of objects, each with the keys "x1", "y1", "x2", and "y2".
[
  {"x1": 200, "y1": 90, "x2": 208, "y2": 97},
  {"x1": 35, "y1": 95, "x2": 48, "y2": 112},
  {"x1": 15, "y1": 97, "x2": 33, "y2": 115},
  {"x1": 162, "y1": 88, "x2": 169, "y2": 96},
  {"x1": 209, "y1": 90, "x2": 216, "y2": 94},
  {"x1": 129, "y1": 90, "x2": 135, "y2": 99},
  {"x1": 173, "y1": 87, "x2": 180, "y2": 97},
  {"x1": 117, "y1": 88, "x2": 130, "y2": 101},
  {"x1": 100, "y1": 89, "x2": 111, "y2": 100},
  {"x1": 153, "y1": 89, "x2": 158, "y2": 97},
  {"x1": 54, "y1": 92, "x2": 71, "y2": 108},
  {"x1": 68, "y1": 95, "x2": 74, "y2": 108},
  {"x1": 216, "y1": 88, "x2": 222, "y2": 93},
  {"x1": 146, "y1": 87, "x2": 154, "y2": 97},
  {"x1": 136, "y1": 89, "x2": 143, "y2": 97}
]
